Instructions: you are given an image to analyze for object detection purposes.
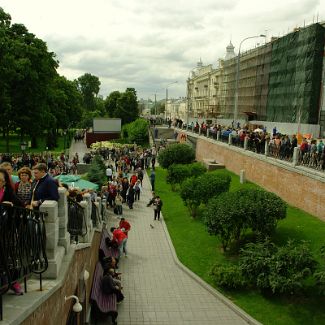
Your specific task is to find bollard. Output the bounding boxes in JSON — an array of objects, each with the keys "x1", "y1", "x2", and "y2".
[
  {"x1": 228, "y1": 134, "x2": 232, "y2": 145},
  {"x1": 199, "y1": 127, "x2": 201, "y2": 136},
  {"x1": 265, "y1": 141, "x2": 269, "y2": 156},
  {"x1": 244, "y1": 137, "x2": 248, "y2": 150},
  {"x1": 292, "y1": 147, "x2": 299, "y2": 167},
  {"x1": 240, "y1": 170, "x2": 246, "y2": 184},
  {"x1": 217, "y1": 130, "x2": 220, "y2": 141},
  {"x1": 207, "y1": 128, "x2": 210, "y2": 138}
]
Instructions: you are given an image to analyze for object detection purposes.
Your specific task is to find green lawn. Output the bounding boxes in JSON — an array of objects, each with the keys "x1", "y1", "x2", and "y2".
[
  {"x1": 154, "y1": 167, "x2": 325, "y2": 325},
  {"x1": 0, "y1": 134, "x2": 67, "y2": 154}
]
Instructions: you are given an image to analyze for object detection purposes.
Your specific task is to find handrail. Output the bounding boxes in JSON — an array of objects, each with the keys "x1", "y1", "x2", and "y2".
[
  {"x1": 67, "y1": 198, "x2": 87, "y2": 241},
  {"x1": 0, "y1": 204, "x2": 48, "y2": 320}
]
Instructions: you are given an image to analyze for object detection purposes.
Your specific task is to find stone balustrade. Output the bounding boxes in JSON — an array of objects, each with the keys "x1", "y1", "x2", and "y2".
[{"x1": 39, "y1": 188, "x2": 106, "y2": 279}]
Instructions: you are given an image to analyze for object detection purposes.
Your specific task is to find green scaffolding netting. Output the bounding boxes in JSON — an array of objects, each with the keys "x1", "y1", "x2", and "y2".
[{"x1": 266, "y1": 23, "x2": 325, "y2": 124}]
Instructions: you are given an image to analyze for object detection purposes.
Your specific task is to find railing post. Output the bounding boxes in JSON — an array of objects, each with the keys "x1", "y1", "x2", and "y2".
[
  {"x1": 244, "y1": 137, "x2": 248, "y2": 150},
  {"x1": 58, "y1": 188, "x2": 71, "y2": 254},
  {"x1": 228, "y1": 133, "x2": 232, "y2": 145},
  {"x1": 83, "y1": 193, "x2": 93, "y2": 235},
  {"x1": 40, "y1": 201, "x2": 65, "y2": 278},
  {"x1": 217, "y1": 130, "x2": 220, "y2": 141},
  {"x1": 265, "y1": 141, "x2": 269, "y2": 156},
  {"x1": 199, "y1": 127, "x2": 201, "y2": 135},
  {"x1": 292, "y1": 147, "x2": 299, "y2": 167},
  {"x1": 79, "y1": 201, "x2": 90, "y2": 243}
]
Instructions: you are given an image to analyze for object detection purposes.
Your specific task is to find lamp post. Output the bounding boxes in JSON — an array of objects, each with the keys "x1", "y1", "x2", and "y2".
[
  {"x1": 165, "y1": 81, "x2": 178, "y2": 120},
  {"x1": 233, "y1": 34, "x2": 266, "y2": 122},
  {"x1": 63, "y1": 129, "x2": 67, "y2": 150}
]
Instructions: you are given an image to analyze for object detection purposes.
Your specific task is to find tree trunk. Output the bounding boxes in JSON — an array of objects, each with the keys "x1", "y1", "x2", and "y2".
[
  {"x1": 31, "y1": 135, "x2": 37, "y2": 148},
  {"x1": 5, "y1": 128, "x2": 10, "y2": 153}
]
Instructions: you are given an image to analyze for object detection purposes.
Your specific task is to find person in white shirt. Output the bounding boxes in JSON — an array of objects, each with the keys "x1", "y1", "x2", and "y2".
[{"x1": 106, "y1": 166, "x2": 113, "y2": 181}]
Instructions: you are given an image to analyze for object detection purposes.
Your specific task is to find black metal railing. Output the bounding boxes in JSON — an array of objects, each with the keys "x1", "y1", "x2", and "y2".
[
  {"x1": 297, "y1": 150, "x2": 324, "y2": 170},
  {"x1": 0, "y1": 204, "x2": 48, "y2": 320},
  {"x1": 67, "y1": 198, "x2": 87, "y2": 243},
  {"x1": 91, "y1": 201, "x2": 100, "y2": 227}
]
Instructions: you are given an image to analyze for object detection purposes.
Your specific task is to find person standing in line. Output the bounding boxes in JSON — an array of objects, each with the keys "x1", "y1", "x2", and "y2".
[
  {"x1": 115, "y1": 192, "x2": 123, "y2": 215},
  {"x1": 134, "y1": 179, "x2": 141, "y2": 201},
  {"x1": 106, "y1": 165, "x2": 113, "y2": 182},
  {"x1": 126, "y1": 184, "x2": 135, "y2": 209},
  {"x1": 150, "y1": 168, "x2": 155, "y2": 191},
  {"x1": 119, "y1": 217, "x2": 131, "y2": 257},
  {"x1": 110, "y1": 227, "x2": 128, "y2": 259},
  {"x1": 31, "y1": 163, "x2": 59, "y2": 210}
]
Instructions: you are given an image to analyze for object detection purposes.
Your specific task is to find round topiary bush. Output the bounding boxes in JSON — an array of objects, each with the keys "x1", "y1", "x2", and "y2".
[
  {"x1": 180, "y1": 171, "x2": 231, "y2": 217},
  {"x1": 166, "y1": 162, "x2": 207, "y2": 191},
  {"x1": 204, "y1": 188, "x2": 287, "y2": 249},
  {"x1": 158, "y1": 143, "x2": 195, "y2": 169}
]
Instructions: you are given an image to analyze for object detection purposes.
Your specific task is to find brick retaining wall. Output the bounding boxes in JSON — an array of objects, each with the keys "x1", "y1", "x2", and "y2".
[{"x1": 196, "y1": 137, "x2": 325, "y2": 221}]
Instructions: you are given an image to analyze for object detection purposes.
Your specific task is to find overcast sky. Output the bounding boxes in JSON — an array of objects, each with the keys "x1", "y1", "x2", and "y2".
[{"x1": 1, "y1": 0, "x2": 324, "y2": 101}]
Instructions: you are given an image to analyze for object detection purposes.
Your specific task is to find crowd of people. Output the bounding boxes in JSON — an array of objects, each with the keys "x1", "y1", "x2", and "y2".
[
  {"x1": 172, "y1": 119, "x2": 325, "y2": 169},
  {"x1": 91, "y1": 144, "x2": 164, "y2": 307}
]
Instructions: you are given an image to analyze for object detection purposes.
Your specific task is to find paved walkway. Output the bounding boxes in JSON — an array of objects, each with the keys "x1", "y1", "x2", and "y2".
[
  {"x1": 104, "y1": 174, "x2": 256, "y2": 325},
  {"x1": 69, "y1": 139, "x2": 90, "y2": 161}
]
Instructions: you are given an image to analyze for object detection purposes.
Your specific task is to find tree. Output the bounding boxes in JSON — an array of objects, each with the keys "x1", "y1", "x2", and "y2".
[
  {"x1": 122, "y1": 118, "x2": 149, "y2": 145},
  {"x1": 105, "y1": 91, "x2": 121, "y2": 117},
  {"x1": 0, "y1": 10, "x2": 58, "y2": 149},
  {"x1": 158, "y1": 143, "x2": 195, "y2": 169},
  {"x1": 204, "y1": 188, "x2": 287, "y2": 249},
  {"x1": 87, "y1": 155, "x2": 106, "y2": 187},
  {"x1": 77, "y1": 73, "x2": 101, "y2": 111},
  {"x1": 205, "y1": 191, "x2": 249, "y2": 250},
  {"x1": 115, "y1": 88, "x2": 139, "y2": 124}
]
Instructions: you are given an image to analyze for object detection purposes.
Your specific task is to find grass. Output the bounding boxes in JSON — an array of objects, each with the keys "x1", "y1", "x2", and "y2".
[
  {"x1": 0, "y1": 134, "x2": 67, "y2": 154},
  {"x1": 154, "y1": 167, "x2": 325, "y2": 325}
]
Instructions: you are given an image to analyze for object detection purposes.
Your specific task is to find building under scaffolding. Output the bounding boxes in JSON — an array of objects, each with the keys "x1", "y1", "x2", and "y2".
[{"x1": 186, "y1": 22, "x2": 325, "y2": 135}]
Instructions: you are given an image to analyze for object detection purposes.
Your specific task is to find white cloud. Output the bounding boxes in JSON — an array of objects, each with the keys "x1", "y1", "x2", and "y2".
[{"x1": 1, "y1": 0, "x2": 324, "y2": 100}]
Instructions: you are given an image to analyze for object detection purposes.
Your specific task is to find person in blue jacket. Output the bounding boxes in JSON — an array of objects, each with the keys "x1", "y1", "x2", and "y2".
[{"x1": 31, "y1": 163, "x2": 59, "y2": 209}]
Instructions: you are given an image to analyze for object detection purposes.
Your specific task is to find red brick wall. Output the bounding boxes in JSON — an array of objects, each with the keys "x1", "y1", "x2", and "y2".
[
  {"x1": 21, "y1": 231, "x2": 101, "y2": 325},
  {"x1": 196, "y1": 138, "x2": 325, "y2": 221}
]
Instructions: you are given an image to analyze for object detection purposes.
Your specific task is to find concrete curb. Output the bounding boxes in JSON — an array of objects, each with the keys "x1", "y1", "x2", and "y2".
[{"x1": 159, "y1": 211, "x2": 263, "y2": 325}]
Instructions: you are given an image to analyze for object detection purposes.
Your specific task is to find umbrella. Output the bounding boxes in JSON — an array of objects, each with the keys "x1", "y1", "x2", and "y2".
[{"x1": 55, "y1": 174, "x2": 99, "y2": 190}]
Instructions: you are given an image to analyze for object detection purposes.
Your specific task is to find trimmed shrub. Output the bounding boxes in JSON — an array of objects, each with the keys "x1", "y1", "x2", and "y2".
[
  {"x1": 180, "y1": 172, "x2": 231, "y2": 217},
  {"x1": 205, "y1": 191, "x2": 249, "y2": 250},
  {"x1": 166, "y1": 162, "x2": 207, "y2": 191},
  {"x1": 237, "y1": 189, "x2": 287, "y2": 237},
  {"x1": 240, "y1": 240, "x2": 317, "y2": 294},
  {"x1": 158, "y1": 143, "x2": 195, "y2": 169},
  {"x1": 205, "y1": 188, "x2": 287, "y2": 248},
  {"x1": 211, "y1": 240, "x2": 317, "y2": 295},
  {"x1": 210, "y1": 264, "x2": 247, "y2": 289}
]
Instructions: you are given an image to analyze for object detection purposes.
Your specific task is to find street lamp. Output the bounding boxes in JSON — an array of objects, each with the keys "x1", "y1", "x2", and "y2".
[
  {"x1": 20, "y1": 141, "x2": 27, "y2": 153},
  {"x1": 165, "y1": 81, "x2": 178, "y2": 120},
  {"x1": 63, "y1": 129, "x2": 67, "y2": 150},
  {"x1": 233, "y1": 34, "x2": 266, "y2": 122}
]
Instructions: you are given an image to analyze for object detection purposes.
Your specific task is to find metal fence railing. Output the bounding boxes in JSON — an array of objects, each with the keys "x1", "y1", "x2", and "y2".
[
  {"x1": 67, "y1": 198, "x2": 87, "y2": 243},
  {"x1": 177, "y1": 126, "x2": 325, "y2": 173},
  {"x1": 0, "y1": 204, "x2": 48, "y2": 320}
]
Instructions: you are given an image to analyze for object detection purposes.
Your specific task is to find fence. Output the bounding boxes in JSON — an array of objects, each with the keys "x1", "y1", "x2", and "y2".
[
  {"x1": 0, "y1": 204, "x2": 48, "y2": 320},
  {"x1": 176, "y1": 126, "x2": 325, "y2": 173}
]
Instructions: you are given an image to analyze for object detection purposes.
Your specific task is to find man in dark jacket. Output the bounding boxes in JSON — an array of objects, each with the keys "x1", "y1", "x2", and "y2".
[{"x1": 31, "y1": 163, "x2": 59, "y2": 209}]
